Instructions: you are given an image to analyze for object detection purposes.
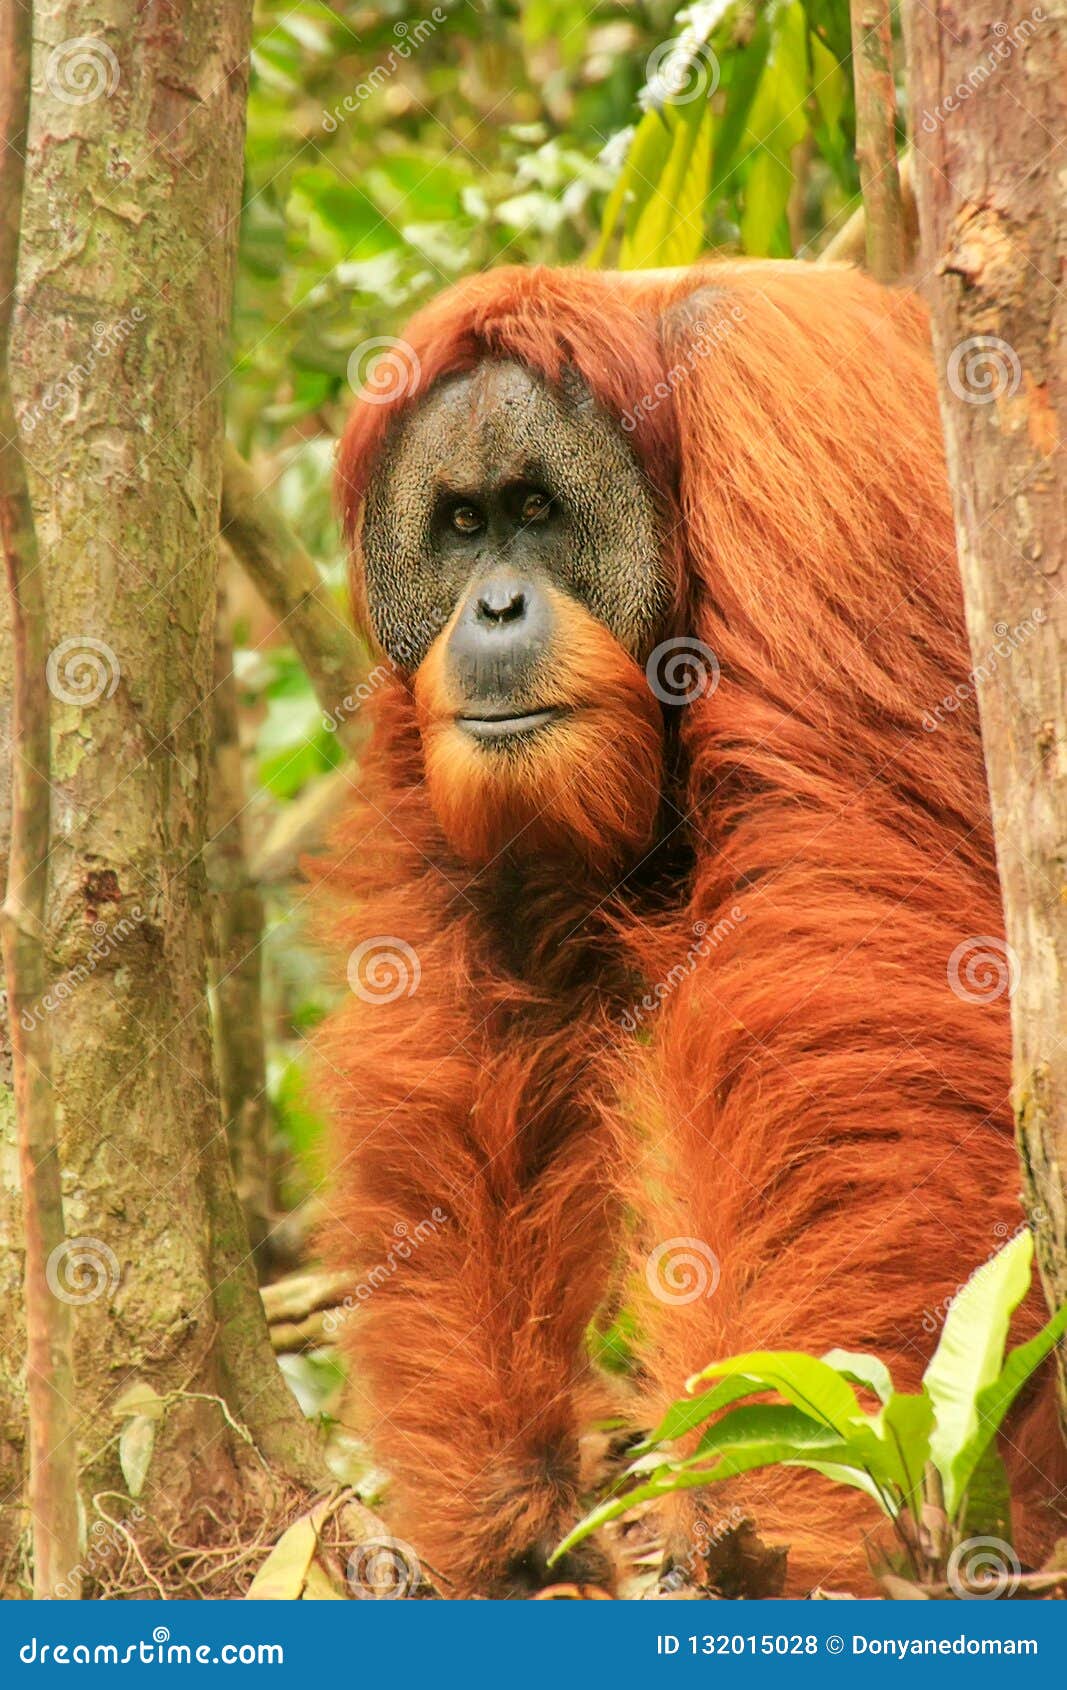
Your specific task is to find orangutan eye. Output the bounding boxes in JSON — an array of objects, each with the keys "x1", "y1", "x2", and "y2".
[
  {"x1": 451, "y1": 503, "x2": 484, "y2": 535},
  {"x1": 520, "y1": 490, "x2": 552, "y2": 524}
]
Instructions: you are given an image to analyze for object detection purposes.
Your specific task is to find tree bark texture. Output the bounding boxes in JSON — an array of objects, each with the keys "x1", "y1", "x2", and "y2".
[
  {"x1": 903, "y1": 3, "x2": 1067, "y2": 1407},
  {"x1": 5, "y1": 0, "x2": 319, "y2": 1577}
]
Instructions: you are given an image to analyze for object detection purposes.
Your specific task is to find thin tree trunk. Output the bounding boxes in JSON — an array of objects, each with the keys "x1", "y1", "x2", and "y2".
[
  {"x1": 208, "y1": 581, "x2": 274, "y2": 1266},
  {"x1": 0, "y1": 0, "x2": 80, "y2": 1597},
  {"x1": 849, "y1": 0, "x2": 906, "y2": 281},
  {"x1": 7, "y1": 0, "x2": 321, "y2": 1578},
  {"x1": 903, "y1": 3, "x2": 1067, "y2": 1420}
]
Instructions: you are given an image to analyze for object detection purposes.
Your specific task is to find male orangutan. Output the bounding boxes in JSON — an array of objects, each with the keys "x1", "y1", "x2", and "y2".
[{"x1": 315, "y1": 261, "x2": 1063, "y2": 1598}]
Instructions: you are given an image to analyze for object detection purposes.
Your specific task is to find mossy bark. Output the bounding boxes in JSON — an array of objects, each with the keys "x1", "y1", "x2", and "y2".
[
  {"x1": 2, "y1": 0, "x2": 320, "y2": 1586},
  {"x1": 904, "y1": 3, "x2": 1067, "y2": 1424}
]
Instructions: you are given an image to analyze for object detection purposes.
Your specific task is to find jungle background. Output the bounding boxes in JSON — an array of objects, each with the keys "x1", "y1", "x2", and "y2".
[{"x1": 1, "y1": 0, "x2": 1064, "y2": 1602}]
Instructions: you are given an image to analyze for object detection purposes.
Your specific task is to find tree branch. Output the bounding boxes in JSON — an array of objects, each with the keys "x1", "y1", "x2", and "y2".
[
  {"x1": 849, "y1": 0, "x2": 907, "y2": 281},
  {"x1": 220, "y1": 444, "x2": 364, "y2": 756},
  {"x1": 0, "y1": 0, "x2": 80, "y2": 1598}
]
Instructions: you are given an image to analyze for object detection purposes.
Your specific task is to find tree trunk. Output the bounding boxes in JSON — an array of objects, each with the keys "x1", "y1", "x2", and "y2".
[
  {"x1": 5, "y1": 0, "x2": 320, "y2": 1589},
  {"x1": 903, "y1": 3, "x2": 1067, "y2": 1417}
]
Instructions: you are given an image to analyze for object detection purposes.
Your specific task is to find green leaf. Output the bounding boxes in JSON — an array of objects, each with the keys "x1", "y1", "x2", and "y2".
[
  {"x1": 621, "y1": 101, "x2": 713, "y2": 269},
  {"x1": 637, "y1": 1373, "x2": 764, "y2": 1449},
  {"x1": 924, "y1": 1230, "x2": 1035, "y2": 1516},
  {"x1": 687, "y1": 1350, "x2": 868, "y2": 1438},
  {"x1": 878, "y1": 1391, "x2": 934, "y2": 1515},
  {"x1": 959, "y1": 1437, "x2": 1013, "y2": 1542},
  {"x1": 822, "y1": 1349, "x2": 894, "y2": 1405},
  {"x1": 693, "y1": 1402, "x2": 841, "y2": 1460},
  {"x1": 551, "y1": 1404, "x2": 894, "y2": 1564},
  {"x1": 952, "y1": 1294, "x2": 1067, "y2": 1514}
]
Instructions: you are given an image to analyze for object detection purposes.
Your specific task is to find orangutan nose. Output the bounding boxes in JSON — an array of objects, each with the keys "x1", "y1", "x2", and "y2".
[{"x1": 447, "y1": 571, "x2": 553, "y2": 710}]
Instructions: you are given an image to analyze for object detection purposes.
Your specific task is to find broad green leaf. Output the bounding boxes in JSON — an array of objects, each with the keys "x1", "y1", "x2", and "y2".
[
  {"x1": 924, "y1": 1230, "x2": 1034, "y2": 1516},
  {"x1": 636, "y1": 1374, "x2": 764, "y2": 1451},
  {"x1": 597, "y1": 108, "x2": 674, "y2": 266},
  {"x1": 739, "y1": 142, "x2": 794, "y2": 257},
  {"x1": 951, "y1": 1294, "x2": 1067, "y2": 1512},
  {"x1": 821, "y1": 1349, "x2": 893, "y2": 1405},
  {"x1": 621, "y1": 101, "x2": 713, "y2": 270},
  {"x1": 693, "y1": 1402, "x2": 841, "y2": 1459},
  {"x1": 798, "y1": 1460, "x2": 891, "y2": 1511},
  {"x1": 877, "y1": 1391, "x2": 934, "y2": 1515},
  {"x1": 687, "y1": 1350, "x2": 868, "y2": 1438},
  {"x1": 553, "y1": 1412, "x2": 890, "y2": 1562},
  {"x1": 959, "y1": 1437, "x2": 1013, "y2": 1542},
  {"x1": 706, "y1": 16, "x2": 773, "y2": 200}
]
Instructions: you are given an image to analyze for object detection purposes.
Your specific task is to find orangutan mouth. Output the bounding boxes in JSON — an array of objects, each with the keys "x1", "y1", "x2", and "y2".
[{"x1": 455, "y1": 707, "x2": 567, "y2": 741}]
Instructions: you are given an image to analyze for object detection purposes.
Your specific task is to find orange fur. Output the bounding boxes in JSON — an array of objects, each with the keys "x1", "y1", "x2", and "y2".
[{"x1": 315, "y1": 261, "x2": 1066, "y2": 1598}]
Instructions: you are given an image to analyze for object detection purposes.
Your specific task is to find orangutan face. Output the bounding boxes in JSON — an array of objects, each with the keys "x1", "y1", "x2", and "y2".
[{"x1": 359, "y1": 360, "x2": 669, "y2": 869}]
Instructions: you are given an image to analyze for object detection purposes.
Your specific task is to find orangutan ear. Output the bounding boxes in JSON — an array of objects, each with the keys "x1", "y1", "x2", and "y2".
[{"x1": 558, "y1": 363, "x2": 596, "y2": 412}]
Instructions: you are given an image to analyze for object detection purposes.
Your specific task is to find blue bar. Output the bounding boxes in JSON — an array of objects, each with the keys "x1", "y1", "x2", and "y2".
[{"x1": 3, "y1": 1599, "x2": 1061, "y2": 1687}]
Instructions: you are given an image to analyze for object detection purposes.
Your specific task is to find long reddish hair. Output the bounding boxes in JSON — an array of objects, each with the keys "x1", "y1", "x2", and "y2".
[{"x1": 315, "y1": 262, "x2": 1062, "y2": 1596}]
